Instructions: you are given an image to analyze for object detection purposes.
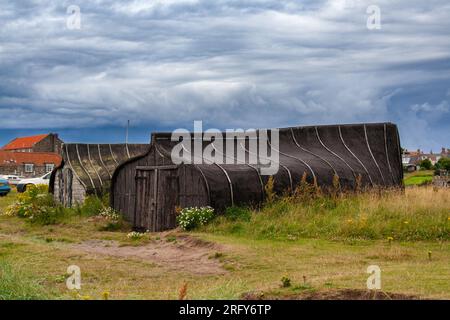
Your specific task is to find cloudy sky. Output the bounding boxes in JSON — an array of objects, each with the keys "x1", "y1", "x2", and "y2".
[{"x1": 0, "y1": 0, "x2": 449, "y2": 151}]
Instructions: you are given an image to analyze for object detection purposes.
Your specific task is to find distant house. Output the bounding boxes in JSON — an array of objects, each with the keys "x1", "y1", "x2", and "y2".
[
  {"x1": 0, "y1": 133, "x2": 64, "y2": 177},
  {"x1": 440, "y1": 147, "x2": 450, "y2": 158},
  {"x1": 1, "y1": 133, "x2": 63, "y2": 153},
  {"x1": 402, "y1": 147, "x2": 450, "y2": 171},
  {"x1": 0, "y1": 151, "x2": 62, "y2": 177}
]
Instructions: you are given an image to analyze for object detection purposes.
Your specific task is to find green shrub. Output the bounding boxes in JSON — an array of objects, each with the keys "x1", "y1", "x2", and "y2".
[
  {"x1": 28, "y1": 206, "x2": 64, "y2": 225},
  {"x1": 3, "y1": 185, "x2": 58, "y2": 225},
  {"x1": 435, "y1": 157, "x2": 450, "y2": 171},
  {"x1": 77, "y1": 195, "x2": 104, "y2": 216},
  {"x1": 177, "y1": 207, "x2": 215, "y2": 230},
  {"x1": 419, "y1": 159, "x2": 432, "y2": 170}
]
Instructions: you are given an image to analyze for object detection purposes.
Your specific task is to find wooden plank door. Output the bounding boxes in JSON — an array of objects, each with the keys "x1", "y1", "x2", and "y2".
[
  {"x1": 135, "y1": 169, "x2": 157, "y2": 231},
  {"x1": 156, "y1": 168, "x2": 179, "y2": 231},
  {"x1": 135, "y1": 167, "x2": 179, "y2": 232}
]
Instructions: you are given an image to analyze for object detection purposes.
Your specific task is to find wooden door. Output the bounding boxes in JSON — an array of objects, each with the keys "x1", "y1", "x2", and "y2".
[
  {"x1": 135, "y1": 169, "x2": 156, "y2": 231},
  {"x1": 135, "y1": 166, "x2": 179, "y2": 232},
  {"x1": 156, "y1": 168, "x2": 179, "y2": 230}
]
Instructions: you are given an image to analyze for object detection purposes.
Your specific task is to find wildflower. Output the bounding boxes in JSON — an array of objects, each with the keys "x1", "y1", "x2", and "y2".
[
  {"x1": 347, "y1": 219, "x2": 353, "y2": 223},
  {"x1": 99, "y1": 207, "x2": 120, "y2": 222},
  {"x1": 403, "y1": 221, "x2": 409, "y2": 224},
  {"x1": 387, "y1": 236, "x2": 394, "y2": 245},
  {"x1": 127, "y1": 231, "x2": 145, "y2": 240},
  {"x1": 176, "y1": 207, "x2": 215, "y2": 231}
]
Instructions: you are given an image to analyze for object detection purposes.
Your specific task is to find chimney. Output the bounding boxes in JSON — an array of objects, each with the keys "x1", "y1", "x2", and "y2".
[{"x1": 442, "y1": 147, "x2": 446, "y2": 154}]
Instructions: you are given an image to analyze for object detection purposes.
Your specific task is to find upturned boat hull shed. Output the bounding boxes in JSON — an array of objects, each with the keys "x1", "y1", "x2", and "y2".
[
  {"x1": 111, "y1": 123, "x2": 403, "y2": 232},
  {"x1": 50, "y1": 144, "x2": 149, "y2": 207}
]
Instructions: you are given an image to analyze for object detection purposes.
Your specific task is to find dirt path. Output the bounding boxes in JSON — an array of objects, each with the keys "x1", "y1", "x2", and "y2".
[{"x1": 72, "y1": 234, "x2": 227, "y2": 275}]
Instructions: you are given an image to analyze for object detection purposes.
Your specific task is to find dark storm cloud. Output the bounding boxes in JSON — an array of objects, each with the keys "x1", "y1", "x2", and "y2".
[{"x1": 0, "y1": 0, "x2": 449, "y2": 149}]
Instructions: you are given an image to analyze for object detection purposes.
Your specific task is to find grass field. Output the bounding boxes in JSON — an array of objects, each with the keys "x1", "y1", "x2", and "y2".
[
  {"x1": 0, "y1": 187, "x2": 449, "y2": 300},
  {"x1": 404, "y1": 170, "x2": 434, "y2": 186}
]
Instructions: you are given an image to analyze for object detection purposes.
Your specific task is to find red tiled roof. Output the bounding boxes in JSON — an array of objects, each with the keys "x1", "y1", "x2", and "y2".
[
  {"x1": 0, "y1": 151, "x2": 61, "y2": 166},
  {"x1": 2, "y1": 134, "x2": 49, "y2": 150}
]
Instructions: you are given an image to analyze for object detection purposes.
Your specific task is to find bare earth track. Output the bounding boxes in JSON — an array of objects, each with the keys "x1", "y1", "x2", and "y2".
[{"x1": 72, "y1": 234, "x2": 226, "y2": 275}]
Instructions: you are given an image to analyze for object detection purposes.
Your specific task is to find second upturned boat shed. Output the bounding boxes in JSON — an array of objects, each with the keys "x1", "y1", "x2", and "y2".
[{"x1": 50, "y1": 143, "x2": 149, "y2": 207}]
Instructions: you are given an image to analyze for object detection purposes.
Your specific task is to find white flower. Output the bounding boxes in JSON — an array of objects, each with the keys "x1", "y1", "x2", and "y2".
[{"x1": 127, "y1": 231, "x2": 145, "y2": 240}]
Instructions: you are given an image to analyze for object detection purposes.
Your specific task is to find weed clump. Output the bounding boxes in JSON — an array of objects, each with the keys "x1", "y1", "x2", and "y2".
[{"x1": 281, "y1": 276, "x2": 291, "y2": 288}]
